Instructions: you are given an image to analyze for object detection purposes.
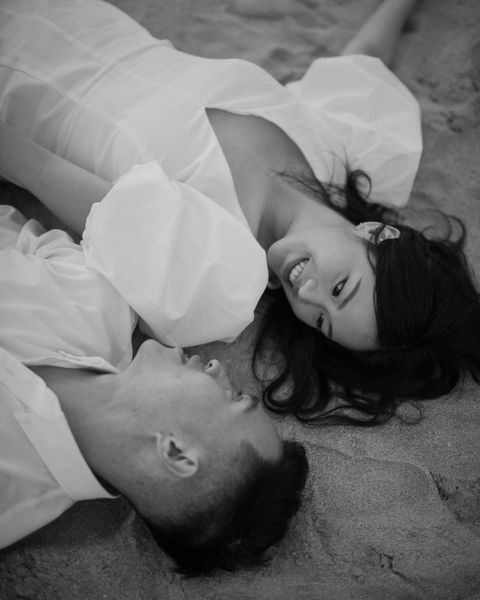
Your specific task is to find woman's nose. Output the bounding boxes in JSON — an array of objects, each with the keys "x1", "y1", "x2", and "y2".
[{"x1": 298, "y1": 278, "x2": 320, "y2": 305}]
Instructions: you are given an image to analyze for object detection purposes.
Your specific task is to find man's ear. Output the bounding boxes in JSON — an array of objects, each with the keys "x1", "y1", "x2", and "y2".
[{"x1": 155, "y1": 433, "x2": 199, "y2": 478}]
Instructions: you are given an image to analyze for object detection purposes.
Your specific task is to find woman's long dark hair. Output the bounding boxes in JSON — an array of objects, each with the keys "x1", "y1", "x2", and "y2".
[{"x1": 253, "y1": 171, "x2": 480, "y2": 426}]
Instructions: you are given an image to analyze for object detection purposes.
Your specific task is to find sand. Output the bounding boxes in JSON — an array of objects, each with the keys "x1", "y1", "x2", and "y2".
[{"x1": 1, "y1": 0, "x2": 480, "y2": 598}]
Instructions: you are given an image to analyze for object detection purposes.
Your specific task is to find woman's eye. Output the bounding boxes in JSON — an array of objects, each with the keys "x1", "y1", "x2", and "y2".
[
  {"x1": 332, "y1": 278, "x2": 347, "y2": 297},
  {"x1": 316, "y1": 312, "x2": 324, "y2": 331}
]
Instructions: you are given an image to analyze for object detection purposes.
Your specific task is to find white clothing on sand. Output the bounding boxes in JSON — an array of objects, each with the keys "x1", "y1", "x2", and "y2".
[
  {"x1": 0, "y1": 205, "x2": 136, "y2": 370},
  {"x1": 0, "y1": 205, "x2": 124, "y2": 549},
  {"x1": 0, "y1": 0, "x2": 422, "y2": 347},
  {"x1": 0, "y1": 348, "x2": 116, "y2": 549}
]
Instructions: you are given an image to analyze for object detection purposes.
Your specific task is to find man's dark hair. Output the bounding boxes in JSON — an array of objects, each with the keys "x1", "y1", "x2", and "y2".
[{"x1": 143, "y1": 440, "x2": 308, "y2": 576}]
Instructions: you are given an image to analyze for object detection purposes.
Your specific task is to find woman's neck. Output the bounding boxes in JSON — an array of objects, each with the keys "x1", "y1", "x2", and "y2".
[
  {"x1": 259, "y1": 173, "x2": 351, "y2": 248},
  {"x1": 206, "y1": 108, "x2": 348, "y2": 249}
]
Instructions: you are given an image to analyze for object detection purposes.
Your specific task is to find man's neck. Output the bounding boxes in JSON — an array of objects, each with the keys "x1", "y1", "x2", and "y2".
[
  {"x1": 30, "y1": 366, "x2": 118, "y2": 476},
  {"x1": 30, "y1": 365, "x2": 167, "y2": 513}
]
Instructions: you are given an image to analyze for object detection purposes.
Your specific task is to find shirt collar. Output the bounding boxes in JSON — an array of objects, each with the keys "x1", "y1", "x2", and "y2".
[
  {"x1": 8, "y1": 358, "x2": 117, "y2": 501},
  {"x1": 16, "y1": 408, "x2": 117, "y2": 501}
]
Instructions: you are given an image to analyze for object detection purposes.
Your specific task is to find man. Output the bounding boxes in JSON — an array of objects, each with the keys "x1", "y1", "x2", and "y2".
[{"x1": 0, "y1": 203, "x2": 308, "y2": 575}]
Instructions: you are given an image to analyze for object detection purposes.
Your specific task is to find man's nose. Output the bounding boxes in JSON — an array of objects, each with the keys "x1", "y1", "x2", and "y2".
[
  {"x1": 205, "y1": 359, "x2": 228, "y2": 382},
  {"x1": 205, "y1": 358, "x2": 220, "y2": 375}
]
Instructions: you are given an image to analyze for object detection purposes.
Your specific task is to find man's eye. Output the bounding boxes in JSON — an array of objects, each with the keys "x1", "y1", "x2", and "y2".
[{"x1": 332, "y1": 278, "x2": 347, "y2": 297}]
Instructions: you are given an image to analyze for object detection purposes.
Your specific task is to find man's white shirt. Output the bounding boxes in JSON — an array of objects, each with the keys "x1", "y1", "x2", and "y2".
[
  {"x1": 0, "y1": 349, "x2": 116, "y2": 548},
  {"x1": 0, "y1": 205, "x2": 134, "y2": 548}
]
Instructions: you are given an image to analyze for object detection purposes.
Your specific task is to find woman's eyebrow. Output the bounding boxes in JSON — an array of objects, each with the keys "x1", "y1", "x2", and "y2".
[{"x1": 338, "y1": 279, "x2": 361, "y2": 310}]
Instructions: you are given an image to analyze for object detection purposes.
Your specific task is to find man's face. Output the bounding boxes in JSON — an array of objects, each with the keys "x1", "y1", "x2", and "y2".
[{"x1": 116, "y1": 340, "x2": 282, "y2": 462}]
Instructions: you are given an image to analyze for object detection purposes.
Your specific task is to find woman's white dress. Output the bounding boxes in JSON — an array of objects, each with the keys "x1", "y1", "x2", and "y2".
[{"x1": 0, "y1": 0, "x2": 422, "y2": 347}]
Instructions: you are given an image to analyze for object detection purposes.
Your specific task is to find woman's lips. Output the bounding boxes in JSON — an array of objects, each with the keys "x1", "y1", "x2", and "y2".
[{"x1": 287, "y1": 258, "x2": 309, "y2": 287}]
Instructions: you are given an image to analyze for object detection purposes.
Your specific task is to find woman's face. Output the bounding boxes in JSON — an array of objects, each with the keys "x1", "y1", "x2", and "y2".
[{"x1": 267, "y1": 226, "x2": 379, "y2": 351}]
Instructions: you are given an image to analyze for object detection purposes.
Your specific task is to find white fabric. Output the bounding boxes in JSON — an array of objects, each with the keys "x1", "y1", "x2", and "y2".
[
  {"x1": 0, "y1": 0, "x2": 422, "y2": 347},
  {"x1": 0, "y1": 205, "x2": 128, "y2": 548},
  {"x1": 0, "y1": 348, "x2": 115, "y2": 549},
  {"x1": 0, "y1": 205, "x2": 136, "y2": 370},
  {"x1": 286, "y1": 55, "x2": 422, "y2": 207},
  {"x1": 83, "y1": 162, "x2": 267, "y2": 346}
]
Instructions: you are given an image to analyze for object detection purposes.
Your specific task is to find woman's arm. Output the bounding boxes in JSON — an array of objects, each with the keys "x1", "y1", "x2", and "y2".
[
  {"x1": 0, "y1": 121, "x2": 111, "y2": 233},
  {"x1": 340, "y1": 0, "x2": 419, "y2": 67}
]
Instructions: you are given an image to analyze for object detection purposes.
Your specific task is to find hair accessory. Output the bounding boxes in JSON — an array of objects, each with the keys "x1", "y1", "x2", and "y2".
[{"x1": 355, "y1": 221, "x2": 400, "y2": 243}]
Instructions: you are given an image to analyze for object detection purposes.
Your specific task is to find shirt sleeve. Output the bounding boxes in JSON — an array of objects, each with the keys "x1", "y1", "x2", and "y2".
[
  {"x1": 286, "y1": 54, "x2": 422, "y2": 208},
  {"x1": 0, "y1": 210, "x2": 135, "y2": 372},
  {"x1": 82, "y1": 162, "x2": 268, "y2": 347},
  {"x1": 0, "y1": 204, "x2": 28, "y2": 250}
]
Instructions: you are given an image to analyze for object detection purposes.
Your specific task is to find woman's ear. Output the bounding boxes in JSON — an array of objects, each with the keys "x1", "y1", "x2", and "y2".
[{"x1": 155, "y1": 433, "x2": 199, "y2": 478}]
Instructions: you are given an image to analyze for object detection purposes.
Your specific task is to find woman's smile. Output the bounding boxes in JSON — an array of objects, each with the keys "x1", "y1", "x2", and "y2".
[{"x1": 288, "y1": 258, "x2": 310, "y2": 287}]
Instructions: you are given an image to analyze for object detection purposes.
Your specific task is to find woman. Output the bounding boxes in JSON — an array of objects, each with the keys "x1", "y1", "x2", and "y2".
[{"x1": 1, "y1": 0, "x2": 479, "y2": 425}]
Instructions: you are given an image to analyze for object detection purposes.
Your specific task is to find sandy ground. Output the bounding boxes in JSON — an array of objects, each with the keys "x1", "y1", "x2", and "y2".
[{"x1": 1, "y1": 0, "x2": 480, "y2": 598}]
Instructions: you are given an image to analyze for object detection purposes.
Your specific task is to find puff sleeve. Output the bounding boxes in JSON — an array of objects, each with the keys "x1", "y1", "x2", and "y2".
[
  {"x1": 286, "y1": 55, "x2": 422, "y2": 208},
  {"x1": 82, "y1": 162, "x2": 268, "y2": 347}
]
